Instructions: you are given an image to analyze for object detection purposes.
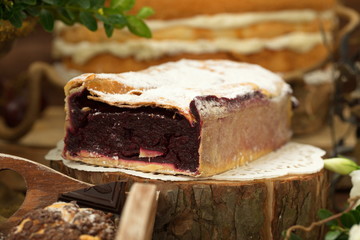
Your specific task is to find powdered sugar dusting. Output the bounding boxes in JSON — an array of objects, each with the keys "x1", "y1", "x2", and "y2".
[{"x1": 69, "y1": 59, "x2": 290, "y2": 116}]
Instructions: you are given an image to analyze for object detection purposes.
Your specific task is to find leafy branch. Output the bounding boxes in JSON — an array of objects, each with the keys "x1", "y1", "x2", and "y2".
[
  {"x1": 283, "y1": 158, "x2": 360, "y2": 240},
  {"x1": 0, "y1": 0, "x2": 154, "y2": 38},
  {"x1": 284, "y1": 196, "x2": 360, "y2": 240}
]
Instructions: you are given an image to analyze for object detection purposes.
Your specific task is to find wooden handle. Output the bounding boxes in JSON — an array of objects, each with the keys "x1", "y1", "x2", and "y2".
[
  {"x1": 116, "y1": 183, "x2": 158, "y2": 240},
  {"x1": 0, "y1": 153, "x2": 92, "y2": 233}
]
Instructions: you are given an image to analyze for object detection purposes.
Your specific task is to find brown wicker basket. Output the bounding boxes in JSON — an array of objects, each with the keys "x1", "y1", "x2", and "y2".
[
  {"x1": 0, "y1": 18, "x2": 36, "y2": 57},
  {"x1": 285, "y1": 5, "x2": 360, "y2": 135}
]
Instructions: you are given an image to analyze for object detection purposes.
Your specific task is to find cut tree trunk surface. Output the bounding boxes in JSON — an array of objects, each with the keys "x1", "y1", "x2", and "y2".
[{"x1": 51, "y1": 160, "x2": 329, "y2": 240}]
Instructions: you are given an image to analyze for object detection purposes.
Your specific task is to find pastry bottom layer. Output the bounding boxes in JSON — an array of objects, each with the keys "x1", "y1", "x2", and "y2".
[{"x1": 62, "y1": 45, "x2": 328, "y2": 74}]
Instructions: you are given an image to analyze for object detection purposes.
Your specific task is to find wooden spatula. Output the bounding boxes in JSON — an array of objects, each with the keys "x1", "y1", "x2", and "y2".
[
  {"x1": 0, "y1": 153, "x2": 92, "y2": 233},
  {"x1": 0, "y1": 153, "x2": 158, "y2": 240}
]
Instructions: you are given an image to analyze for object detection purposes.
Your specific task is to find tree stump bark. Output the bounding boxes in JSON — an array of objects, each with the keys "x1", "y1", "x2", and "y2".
[{"x1": 51, "y1": 161, "x2": 329, "y2": 240}]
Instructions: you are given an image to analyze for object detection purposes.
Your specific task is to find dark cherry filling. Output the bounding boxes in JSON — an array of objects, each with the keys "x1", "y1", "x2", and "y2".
[{"x1": 64, "y1": 90, "x2": 201, "y2": 172}]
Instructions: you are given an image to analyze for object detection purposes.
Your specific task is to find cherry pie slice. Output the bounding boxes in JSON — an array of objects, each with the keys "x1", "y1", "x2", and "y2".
[{"x1": 63, "y1": 59, "x2": 293, "y2": 176}]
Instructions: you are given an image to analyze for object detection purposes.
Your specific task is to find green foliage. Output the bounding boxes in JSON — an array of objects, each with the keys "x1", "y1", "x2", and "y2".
[
  {"x1": 39, "y1": 9, "x2": 54, "y2": 31},
  {"x1": 341, "y1": 212, "x2": 357, "y2": 228},
  {"x1": 125, "y1": 15, "x2": 151, "y2": 38},
  {"x1": 281, "y1": 231, "x2": 303, "y2": 240},
  {"x1": 318, "y1": 209, "x2": 339, "y2": 227},
  {"x1": 284, "y1": 207, "x2": 360, "y2": 240},
  {"x1": 317, "y1": 207, "x2": 360, "y2": 240},
  {"x1": 111, "y1": 0, "x2": 135, "y2": 11},
  {"x1": 289, "y1": 233, "x2": 303, "y2": 240},
  {"x1": 136, "y1": 7, "x2": 154, "y2": 19},
  {"x1": 79, "y1": 11, "x2": 97, "y2": 31},
  {"x1": 325, "y1": 230, "x2": 343, "y2": 240},
  {"x1": 0, "y1": 0, "x2": 153, "y2": 38}
]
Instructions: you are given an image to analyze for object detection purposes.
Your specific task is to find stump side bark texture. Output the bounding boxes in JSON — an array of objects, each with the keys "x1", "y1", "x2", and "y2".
[{"x1": 51, "y1": 161, "x2": 329, "y2": 240}]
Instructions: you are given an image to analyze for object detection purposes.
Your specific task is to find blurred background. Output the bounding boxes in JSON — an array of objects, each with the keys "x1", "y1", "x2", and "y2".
[
  {"x1": 0, "y1": 0, "x2": 359, "y2": 234},
  {"x1": 1, "y1": 0, "x2": 358, "y2": 161}
]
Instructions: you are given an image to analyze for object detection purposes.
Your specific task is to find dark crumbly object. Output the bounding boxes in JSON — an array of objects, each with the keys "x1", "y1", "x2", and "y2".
[{"x1": 7, "y1": 202, "x2": 116, "y2": 240}]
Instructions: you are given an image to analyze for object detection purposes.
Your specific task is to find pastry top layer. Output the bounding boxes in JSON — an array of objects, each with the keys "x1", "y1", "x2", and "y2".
[
  {"x1": 65, "y1": 59, "x2": 291, "y2": 121},
  {"x1": 129, "y1": 0, "x2": 336, "y2": 19}
]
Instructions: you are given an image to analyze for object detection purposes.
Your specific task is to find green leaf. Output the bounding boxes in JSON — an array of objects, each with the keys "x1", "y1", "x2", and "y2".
[
  {"x1": 20, "y1": 10, "x2": 27, "y2": 19},
  {"x1": 102, "y1": 7, "x2": 120, "y2": 15},
  {"x1": 336, "y1": 233, "x2": 350, "y2": 240},
  {"x1": 104, "y1": 23, "x2": 114, "y2": 37},
  {"x1": 54, "y1": 0, "x2": 68, "y2": 5},
  {"x1": 107, "y1": 14, "x2": 126, "y2": 25},
  {"x1": 25, "y1": 6, "x2": 41, "y2": 17},
  {"x1": 340, "y1": 212, "x2": 357, "y2": 228},
  {"x1": 289, "y1": 233, "x2": 302, "y2": 240},
  {"x1": 325, "y1": 230, "x2": 342, "y2": 240},
  {"x1": 136, "y1": 7, "x2": 154, "y2": 19},
  {"x1": 318, "y1": 209, "x2": 334, "y2": 219},
  {"x1": 350, "y1": 209, "x2": 360, "y2": 223},
  {"x1": 66, "y1": 0, "x2": 78, "y2": 5},
  {"x1": 77, "y1": 0, "x2": 91, "y2": 9},
  {"x1": 318, "y1": 209, "x2": 338, "y2": 226},
  {"x1": 95, "y1": 13, "x2": 107, "y2": 22},
  {"x1": 57, "y1": 9, "x2": 75, "y2": 25},
  {"x1": 22, "y1": 0, "x2": 37, "y2": 5},
  {"x1": 90, "y1": 0, "x2": 105, "y2": 8},
  {"x1": 9, "y1": 11, "x2": 23, "y2": 28},
  {"x1": 60, "y1": 8, "x2": 76, "y2": 21},
  {"x1": 111, "y1": 0, "x2": 135, "y2": 11},
  {"x1": 79, "y1": 11, "x2": 98, "y2": 31},
  {"x1": 126, "y1": 15, "x2": 151, "y2": 38},
  {"x1": 43, "y1": 0, "x2": 56, "y2": 5},
  {"x1": 39, "y1": 9, "x2": 55, "y2": 32}
]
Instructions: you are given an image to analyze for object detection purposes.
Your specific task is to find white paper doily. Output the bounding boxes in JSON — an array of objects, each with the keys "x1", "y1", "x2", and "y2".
[{"x1": 46, "y1": 141, "x2": 325, "y2": 182}]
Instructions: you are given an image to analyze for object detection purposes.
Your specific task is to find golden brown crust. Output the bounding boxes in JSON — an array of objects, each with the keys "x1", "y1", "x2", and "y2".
[
  {"x1": 62, "y1": 44, "x2": 329, "y2": 74},
  {"x1": 129, "y1": 0, "x2": 336, "y2": 19},
  {"x1": 58, "y1": 20, "x2": 334, "y2": 43},
  {"x1": 197, "y1": 94, "x2": 292, "y2": 176},
  {"x1": 83, "y1": 78, "x2": 137, "y2": 94}
]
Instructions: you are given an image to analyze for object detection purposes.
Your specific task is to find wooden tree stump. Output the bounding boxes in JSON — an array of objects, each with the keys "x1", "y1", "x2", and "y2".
[{"x1": 50, "y1": 159, "x2": 329, "y2": 240}]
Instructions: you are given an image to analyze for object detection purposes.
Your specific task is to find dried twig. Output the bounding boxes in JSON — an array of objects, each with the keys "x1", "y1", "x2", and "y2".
[{"x1": 284, "y1": 196, "x2": 360, "y2": 240}]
